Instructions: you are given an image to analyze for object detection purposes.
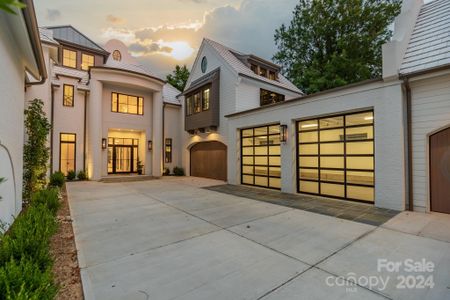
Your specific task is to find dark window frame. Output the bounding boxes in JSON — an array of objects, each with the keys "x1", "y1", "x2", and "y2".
[
  {"x1": 62, "y1": 48, "x2": 77, "y2": 69},
  {"x1": 185, "y1": 84, "x2": 211, "y2": 116},
  {"x1": 63, "y1": 84, "x2": 74, "y2": 107},
  {"x1": 296, "y1": 110, "x2": 375, "y2": 203},
  {"x1": 59, "y1": 132, "x2": 76, "y2": 175},
  {"x1": 260, "y1": 89, "x2": 285, "y2": 106},
  {"x1": 81, "y1": 53, "x2": 95, "y2": 71},
  {"x1": 165, "y1": 138, "x2": 173, "y2": 163},
  {"x1": 111, "y1": 92, "x2": 144, "y2": 115},
  {"x1": 240, "y1": 124, "x2": 281, "y2": 190}
]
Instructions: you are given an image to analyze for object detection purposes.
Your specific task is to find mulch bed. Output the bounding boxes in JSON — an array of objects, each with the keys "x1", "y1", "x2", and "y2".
[{"x1": 50, "y1": 185, "x2": 84, "y2": 300}]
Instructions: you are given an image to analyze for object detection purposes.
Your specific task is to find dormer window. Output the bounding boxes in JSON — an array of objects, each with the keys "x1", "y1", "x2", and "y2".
[
  {"x1": 112, "y1": 50, "x2": 122, "y2": 61},
  {"x1": 250, "y1": 64, "x2": 258, "y2": 73},
  {"x1": 260, "y1": 89, "x2": 285, "y2": 106},
  {"x1": 259, "y1": 68, "x2": 267, "y2": 77},
  {"x1": 269, "y1": 71, "x2": 276, "y2": 80}
]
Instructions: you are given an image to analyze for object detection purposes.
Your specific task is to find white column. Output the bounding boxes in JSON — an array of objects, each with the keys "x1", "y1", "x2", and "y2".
[
  {"x1": 87, "y1": 79, "x2": 103, "y2": 180},
  {"x1": 152, "y1": 91, "x2": 163, "y2": 177}
]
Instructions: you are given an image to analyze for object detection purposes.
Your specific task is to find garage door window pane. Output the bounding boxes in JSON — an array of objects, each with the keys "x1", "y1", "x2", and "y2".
[
  {"x1": 320, "y1": 156, "x2": 344, "y2": 169},
  {"x1": 269, "y1": 167, "x2": 281, "y2": 177},
  {"x1": 321, "y1": 183, "x2": 345, "y2": 197},
  {"x1": 255, "y1": 147, "x2": 268, "y2": 155},
  {"x1": 255, "y1": 176, "x2": 268, "y2": 187},
  {"x1": 346, "y1": 111, "x2": 373, "y2": 126},
  {"x1": 320, "y1": 116, "x2": 343, "y2": 129},
  {"x1": 320, "y1": 129, "x2": 344, "y2": 142},
  {"x1": 299, "y1": 120, "x2": 318, "y2": 131},
  {"x1": 299, "y1": 156, "x2": 318, "y2": 168},
  {"x1": 299, "y1": 180, "x2": 318, "y2": 193},
  {"x1": 347, "y1": 185, "x2": 374, "y2": 202},
  {"x1": 347, "y1": 171, "x2": 374, "y2": 185},
  {"x1": 242, "y1": 156, "x2": 254, "y2": 164},
  {"x1": 242, "y1": 129, "x2": 253, "y2": 137},
  {"x1": 269, "y1": 178, "x2": 281, "y2": 189},
  {"x1": 320, "y1": 143, "x2": 344, "y2": 155},
  {"x1": 320, "y1": 170, "x2": 344, "y2": 183},
  {"x1": 269, "y1": 146, "x2": 280, "y2": 155},
  {"x1": 254, "y1": 127, "x2": 267, "y2": 136},
  {"x1": 242, "y1": 166, "x2": 254, "y2": 174},
  {"x1": 255, "y1": 156, "x2": 268, "y2": 165},
  {"x1": 268, "y1": 125, "x2": 280, "y2": 134},
  {"x1": 242, "y1": 147, "x2": 253, "y2": 155},
  {"x1": 299, "y1": 131, "x2": 318, "y2": 143},
  {"x1": 242, "y1": 137, "x2": 254, "y2": 146},
  {"x1": 255, "y1": 166, "x2": 268, "y2": 176},
  {"x1": 299, "y1": 144, "x2": 318, "y2": 155},
  {"x1": 242, "y1": 175, "x2": 253, "y2": 184},
  {"x1": 346, "y1": 156, "x2": 373, "y2": 170},
  {"x1": 346, "y1": 141, "x2": 373, "y2": 155},
  {"x1": 346, "y1": 126, "x2": 373, "y2": 140},
  {"x1": 300, "y1": 169, "x2": 318, "y2": 180}
]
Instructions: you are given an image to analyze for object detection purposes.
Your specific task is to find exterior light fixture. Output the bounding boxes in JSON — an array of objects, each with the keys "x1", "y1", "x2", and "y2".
[
  {"x1": 102, "y1": 138, "x2": 107, "y2": 149},
  {"x1": 148, "y1": 140, "x2": 152, "y2": 151},
  {"x1": 280, "y1": 124, "x2": 288, "y2": 143}
]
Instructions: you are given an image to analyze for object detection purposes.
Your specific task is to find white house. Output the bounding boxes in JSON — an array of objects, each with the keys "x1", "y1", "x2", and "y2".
[
  {"x1": 26, "y1": 26, "x2": 183, "y2": 181},
  {"x1": 0, "y1": 0, "x2": 46, "y2": 228},
  {"x1": 181, "y1": 0, "x2": 450, "y2": 214}
]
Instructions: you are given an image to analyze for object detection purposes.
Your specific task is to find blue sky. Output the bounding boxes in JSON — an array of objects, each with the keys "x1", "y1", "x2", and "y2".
[{"x1": 35, "y1": 0, "x2": 299, "y2": 77}]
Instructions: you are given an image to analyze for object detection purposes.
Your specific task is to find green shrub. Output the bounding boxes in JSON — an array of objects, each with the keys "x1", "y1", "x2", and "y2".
[
  {"x1": 0, "y1": 205, "x2": 57, "y2": 270},
  {"x1": 0, "y1": 258, "x2": 58, "y2": 300},
  {"x1": 31, "y1": 188, "x2": 60, "y2": 216},
  {"x1": 49, "y1": 171, "x2": 65, "y2": 188},
  {"x1": 173, "y1": 167, "x2": 184, "y2": 176},
  {"x1": 77, "y1": 170, "x2": 87, "y2": 180},
  {"x1": 66, "y1": 170, "x2": 76, "y2": 181}
]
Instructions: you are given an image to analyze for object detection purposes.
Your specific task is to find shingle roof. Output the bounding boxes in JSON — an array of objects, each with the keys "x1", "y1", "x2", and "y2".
[
  {"x1": 163, "y1": 84, "x2": 182, "y2": 105},
  {"x1": 39, "y1": 28, "x2": 59, "y2": 45},
  {"x1": 400, "y1": 0, "x2": 450, "y2": 75},
  {"x1": 103, "y1": 59, "x2": 164, "y2": 82},
  {"x1": 204, "y1": 39, "x2": 303, "y2": 94},
  {"x1": 45, "y1": 25, "x2": 108, "y2": 53}
]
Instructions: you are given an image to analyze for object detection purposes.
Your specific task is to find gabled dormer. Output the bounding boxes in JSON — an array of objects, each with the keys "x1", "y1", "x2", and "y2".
[{"x1": 45, "y1": 25, "x2": 109, "y2": 71}]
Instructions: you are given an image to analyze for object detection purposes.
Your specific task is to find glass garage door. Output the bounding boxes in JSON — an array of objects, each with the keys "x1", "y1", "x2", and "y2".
[
  {"x1": 297, "y1": 111, "x2": 374, "y2": 202},
  {"x1": 241, "y1": 125, "x2": 281, "y2": 189}
]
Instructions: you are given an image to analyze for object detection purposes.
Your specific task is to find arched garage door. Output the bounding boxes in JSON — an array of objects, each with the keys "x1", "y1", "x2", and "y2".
[
  {"x1": 190, "y1": 141, "x2": 227, "y2": 181},
  {"x1": 430, "y1": 127, "x2": 450, "y2": 214}
]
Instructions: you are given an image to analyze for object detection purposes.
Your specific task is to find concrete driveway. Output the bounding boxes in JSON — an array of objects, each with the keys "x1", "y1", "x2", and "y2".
[{"x1": 67, "y1": 178, "x2": 450, "y2": 300}]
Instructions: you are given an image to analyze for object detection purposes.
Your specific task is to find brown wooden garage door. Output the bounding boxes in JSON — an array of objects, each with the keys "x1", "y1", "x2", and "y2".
[
  {"x1": 430, "y1": 127, "x2": 450, "y2": 214},
  {"x1": 190, "y1": 141, "x2": 227, "y2": 181}
]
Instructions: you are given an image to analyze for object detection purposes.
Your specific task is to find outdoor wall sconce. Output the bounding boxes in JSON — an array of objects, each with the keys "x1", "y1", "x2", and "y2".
[
  {"x1": 148, "y1": 140, "x2": 152, "y2": 151},
  {"x1": 280, "y1": 124, "x2": 288, "y2": 143},
  {"x1": 102, "y1": 138, "x2": 107, "y2": 149}
]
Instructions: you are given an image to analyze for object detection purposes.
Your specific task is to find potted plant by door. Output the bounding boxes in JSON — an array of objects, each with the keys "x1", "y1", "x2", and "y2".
[{"x1": 137, "y1": 159, "x2": 144, "y2": 175}]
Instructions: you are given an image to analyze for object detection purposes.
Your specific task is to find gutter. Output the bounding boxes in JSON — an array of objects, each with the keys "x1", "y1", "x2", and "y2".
[
  {"x1": 402, "y1": 78, "x2": 413, "y2": 211},
  {"x1": 21, "y1": 0, "x2": 47, "y2": 85},
  {"x1": 162, "y1": 102, "x2": 166, "y2": 172},
  {"x1": 50, "y1": 84, "x2": 55, "y2": 172},
  {"x1": 83, "y1": 91, "x2": 88, "y2": 173}
]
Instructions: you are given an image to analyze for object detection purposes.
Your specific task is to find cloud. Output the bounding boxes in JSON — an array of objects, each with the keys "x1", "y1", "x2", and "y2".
[
  {"x1": 46, "y1": 9, "x2": 61, "y2": 21},
  {"x1": 128, "y1": 42, "x2": 173, "y2": 55},
  {"x1": 106, "y1": 14, "x2": 127, "y2": 25}
]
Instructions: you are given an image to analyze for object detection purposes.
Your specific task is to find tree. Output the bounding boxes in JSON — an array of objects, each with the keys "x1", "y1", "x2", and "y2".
[
  {"x1": 166, "y1": 65, "x2": 190, "y2": 92},
  {"x1": 23, "y1": 99, "x2": 51, "y2": 201},
  {"x1": 0, "y1": 0, "x2": 25, "y2": 14},
  {"x1": 274, "y1": 0, "x2": 401, "y2": 94}
]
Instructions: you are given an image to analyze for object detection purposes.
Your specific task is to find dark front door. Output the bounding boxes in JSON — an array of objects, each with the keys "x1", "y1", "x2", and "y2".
[
  {"x1": 108, "y1": 138, "x2": 139, "y2": 174},
  {"x1": 190, "y1": 141, "x2": 227, "y2": 181},
  {"x1": 430, "y1": 127, "x2": 450, "y2": 214}
]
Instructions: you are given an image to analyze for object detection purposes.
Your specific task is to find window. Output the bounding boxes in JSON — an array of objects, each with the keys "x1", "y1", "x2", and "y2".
[
  {"x1": 259, "y1": 68, "x2": 267, "y2": 77},
  {"x1": 201, "y1": 56, "x2": 208, "y2": 73},
  {"x1": 165, "y1": 138, "x2": 172, "y2": 163},
  {"x1": 62, "y1": 49, "x2": 77, "y2": 68},
  {"x1": 185, "y1": 85, "x2": 211, "y2": 116},
  {"x1": 81, "y1": 53, "x2": 94, "y2": 70},
  {"x1": 63, "y1": 85, "x2": 74, "y2": 107},
  {"x1": 241, "y1": 125, "x2": 281, "y2": 190},
  {"x1": 260, "y1": 89, "x2": 285, "y2": 106},
  {"x1": 186, "y1": 96, "x2": 193, "y2": 116},
  {"x1": 251, "y1": 64, "x2": 258, "y2": 74},
  {"x1": 60, "y1": 133, "x2": 76, "y2": 175},
  {"x1": 297, "y1": 111, "x2": 374, "y2": 202},
  {"x1": 269, "y1": 71, "x2": 276, "y2": 80},
  {"x1": 112, "y1": 50, "x2": 122, "y2": 61},
  {"x1": 111, "y1": 92, "x2": 143, "y2": 115},
  {"x1": 193, "y1": 93, "x2": 201, "y2": 113},
  {"x1": 202, "y1": 88, "x2": 210, "y2": 111}
]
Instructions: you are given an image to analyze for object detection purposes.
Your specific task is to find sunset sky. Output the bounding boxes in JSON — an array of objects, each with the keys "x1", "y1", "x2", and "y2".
[{"x1": 35, "y1": 0, "x2": 299, "y2": 77}]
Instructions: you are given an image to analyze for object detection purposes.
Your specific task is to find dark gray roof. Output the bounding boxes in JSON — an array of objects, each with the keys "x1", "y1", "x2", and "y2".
[
  {"x1": 400, "y1": 0, "x2": 450, "y2": 75},
  {"x1": 45, "y1": 25, "x2": 107, "y2": 53}
]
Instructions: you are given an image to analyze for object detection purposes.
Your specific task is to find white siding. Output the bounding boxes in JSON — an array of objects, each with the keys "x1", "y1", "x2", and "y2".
[
  {"x1": 410, "y1": 73, "x2": 450, "y2": 211},
  {"x1": 0, "y1": 18, "x2": 26, "y2": 228},
  {"x1": 227, "y1": 80, "x2": 407, "y2": 211}
]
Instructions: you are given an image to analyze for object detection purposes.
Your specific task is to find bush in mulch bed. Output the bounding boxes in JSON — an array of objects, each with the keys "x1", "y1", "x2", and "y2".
[{"x1": 0, "y1": 187, "x2": 61, "y2": 299}]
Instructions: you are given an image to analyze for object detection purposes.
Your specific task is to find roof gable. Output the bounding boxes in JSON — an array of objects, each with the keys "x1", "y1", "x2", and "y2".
[
  {"x1": 45, "y1": 25, "x2": 107, "y2": 53},
  {"x1": 400, "y1": 0, "x2": 450, "y2": 75}
]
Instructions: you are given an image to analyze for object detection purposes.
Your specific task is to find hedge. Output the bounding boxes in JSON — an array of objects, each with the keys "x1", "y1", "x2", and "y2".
[{"x1": 0, "y1": 187, "x2": 61, "y2": 299}]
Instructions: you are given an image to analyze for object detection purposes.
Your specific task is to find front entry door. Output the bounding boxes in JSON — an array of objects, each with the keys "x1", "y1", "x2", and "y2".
[
  {"x1": 430, "y1": 127, "x2": 450, "y2": 214},
  {"x1": 108, "y1": 138, "x2": 139, "y2": 174}
]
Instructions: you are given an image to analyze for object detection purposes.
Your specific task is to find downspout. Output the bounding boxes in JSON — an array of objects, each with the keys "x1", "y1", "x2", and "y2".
[
  {"x1": 50, "y1": 85, "x2": 55, "y2": 173},
  {"x1": 403, "y1": 78, "x2": 413, "y2": 211},
  {"x1": 83, "y1": 91, "x2": 88, "y2": 172},
  {"x1": 162, "y1": 102, "x2": 166, "y2": 173}
]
